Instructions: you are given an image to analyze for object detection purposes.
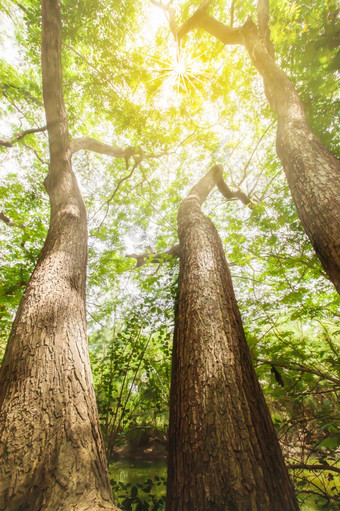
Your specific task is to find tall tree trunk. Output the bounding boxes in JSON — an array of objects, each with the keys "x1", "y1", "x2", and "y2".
[
  {"x1": 166, "y1": 165, "x2": 299, "y2": 511},
  {"x1": 0, "y1": 1, "x2": 117, "y2": 509},
  {"x1": 242, "y1": 18, "x2": 340, "y2": 295},
  {"x1": 178, "y1": 4, "x2": 340, "y2": 294}
]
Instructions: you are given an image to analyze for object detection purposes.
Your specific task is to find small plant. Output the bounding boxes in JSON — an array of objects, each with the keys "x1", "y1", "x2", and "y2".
[{"x1": 110, "y1": 476, "x2": 167, "y2": 510}]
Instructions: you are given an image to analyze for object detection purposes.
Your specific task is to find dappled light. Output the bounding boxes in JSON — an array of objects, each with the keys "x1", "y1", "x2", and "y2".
[{"x1": 0, "y1": 1, "x2": 339, "y2": 510}]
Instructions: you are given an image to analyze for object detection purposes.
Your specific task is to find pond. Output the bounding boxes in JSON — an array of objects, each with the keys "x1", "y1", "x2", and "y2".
[
  {"x1": 109, "y1": 459, "x2": 327, "y2": 511},
  {"x1": 109, "y1": 458, "x2": 167, "y2": 511}
]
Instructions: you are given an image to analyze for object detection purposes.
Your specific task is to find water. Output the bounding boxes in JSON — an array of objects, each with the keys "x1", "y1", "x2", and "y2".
[
  {"x1": 109, "y1": 460, "x2": 329, "y2": 510},
  {"x1": 109, "y1": 458, "x2": 167, "y2": 511}
]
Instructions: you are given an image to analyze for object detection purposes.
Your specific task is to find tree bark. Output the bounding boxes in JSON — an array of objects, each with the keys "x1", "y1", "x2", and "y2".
[
  {"x1": 0, "y1": 1, "x2": 117, "y2": 509},
  {"x1": 178, "y1": 7, "x2": 340, "y2": 295},
  {"x1": 241, "y1": 18, "x2": 340, "y2": 296},
  {"x1": 166, "y1": 165, "x2": 299, "y2": 510}
]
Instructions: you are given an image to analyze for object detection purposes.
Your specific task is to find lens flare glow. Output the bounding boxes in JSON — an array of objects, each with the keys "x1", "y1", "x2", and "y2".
[{"x1": 149, "y1": 43, "x2": 209, "y2": 106}]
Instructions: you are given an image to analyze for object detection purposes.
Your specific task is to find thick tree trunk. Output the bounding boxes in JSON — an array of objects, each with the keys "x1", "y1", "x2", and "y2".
[
  {"x1": 0, "y1": 1, "x2": 117, "y2": 509},
  {"x1": 180, "y1": 9, "x2": 340, "y2": 294},
  {"x1": 242, "y1": 19, "x2": 340, "y2": 295},
  {"x1": 166, "y1": 166, "x2": 299, "y2": 511}
]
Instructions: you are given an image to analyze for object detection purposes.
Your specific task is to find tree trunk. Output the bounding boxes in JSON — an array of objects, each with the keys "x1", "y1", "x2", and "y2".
[
  {"x1": 0, "y1": 1, "x2": 117, "y2": 509},
  {"x1": 182, "y1": 9, "x2": 340, "y2": 294},
  {"x1": 166, "y1": 165, "x2": 299, "y2": 511},
  {"x1": 242, "y1": 19, "x2": 340, "y2": 295}
]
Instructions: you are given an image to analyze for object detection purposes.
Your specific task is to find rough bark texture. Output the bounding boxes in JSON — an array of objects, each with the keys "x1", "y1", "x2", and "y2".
[
  {"x1": 166, "y1": 166, "x2": 299, "y2": 511},
  {"x1": 242, "y1": 19, "x2": 340, "y2": 295},
  {"x1": 0, "y1": 1, "x2": 117, "y2": 509},
  {"x1": 178, "y1": 8, "x2": 340, "y2": 295}
]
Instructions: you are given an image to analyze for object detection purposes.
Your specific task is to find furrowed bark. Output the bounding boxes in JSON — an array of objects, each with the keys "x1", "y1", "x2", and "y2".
[
  {"x1": 177, "y1": 5, "x2": 340, "y2": 295},
  {"x1": 166, "y1": 165, "x2": 299, "y2": 510},
  {"x1": 0, "y1": 1, "x2": 118, "y2": 510}
]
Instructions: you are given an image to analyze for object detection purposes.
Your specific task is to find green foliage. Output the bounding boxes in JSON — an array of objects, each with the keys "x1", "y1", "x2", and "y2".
[
  {"x1": 0, "y1": 170, "x2": 48, "y2": 352},
  {"x1": 270, "y1": 0, "x2": 340, "y2": 156},
  {"x1": 1, "y1": 0, "x2": 340, "y2": 505},
  {"x1": 89, "y1": 277, "x2": 176, "y2": 460},
  {"x1": 110, "y1": 476, "x2": 166, "y2": 511}
]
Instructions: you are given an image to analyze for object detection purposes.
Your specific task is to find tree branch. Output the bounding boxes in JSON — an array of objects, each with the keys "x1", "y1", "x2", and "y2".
[
  {"x1": 289, "y1": 463, "x2": 340, "y2": 475},
  {"x1": 257, "y1": 358, "x2": 340, "y2": 385},
  {"x1": 178, "y1": 8, "x2": 244, "y2": 44},
  {"x1": 8, "y1": 0, "x2": 30, "y2": 15},
  {"x1": 127, "y1": 163, "x2": 253, "y2": 269},
  {"x1": 70, "y1": 137, "x2": 126, "y2": 157},
  {"x1": 0, "y1": 126, "x2": 47, "y2": 148},
  {"x1": 149, "y1": 0, "x2": 171, "y2": 11},
  {"x1": 70, "y1": 137, "x2": 170, "y2": 167},
  {"x1": 257, "y1": 0, "x2": 274, "y2": 57},
  {"x1": 126, "y1": 244, "x2": 181, "y2": 268},
  {"x1": 230, "y1": 0, "x2": 235, "y2": 28},
  {"x1": 0, "y1": 212, "x2": 24, "y2": 229},
  {"x1": 187, "y1": 164, "x2": 253, "y2": 207},
  {"x1": 217, "y1": 178, "x2": 254, "y2": 207}
]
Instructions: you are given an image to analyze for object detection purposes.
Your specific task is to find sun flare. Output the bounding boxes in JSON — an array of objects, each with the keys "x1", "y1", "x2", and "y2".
[{"x1": 149, "y1": 43, "x2": 209, "y2": 106}]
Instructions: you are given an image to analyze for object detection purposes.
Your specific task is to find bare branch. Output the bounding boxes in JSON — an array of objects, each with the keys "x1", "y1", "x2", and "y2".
[
  {"x1": 22, "y1": 143, "x2": 48, "y2": 166},
  {"x1": 187, "y1": 164, "x2": 253, "y2": 207},
  {"x1": 257, "y1": 358, "x2": 340, "y2": 385},
  {"x1": 149, "y1": 0, "x2": 169, "y2": 11},
  {"x1": 217, "y1": 179, "x2": 254, "y2": 207},
  {"x1": 94, "y1": 160, "x2": 141, "y2": 231},
  {"x1": 70, "y1": 137, "x2": 169, "y2": 167},
  {"x1": 0, "y1": 126, "x2": 47, "y2": 148},
  {"x1": 126, "y1": 244, "x2": 181, "y2": 268},
  {"x1": 178, "y1": 6, "x2": 243, "y2": 44},
  {"x1": 0, "y1": 212, "x2": 24, "y2": 229},
  {"x1": 70, "y1": 137, "x2": 126, "y2": 158},
  {"x1": 128, "y1": 163, "x2": 253, "y2": 270},
  {"x1": 238, "y1": 121, "x2": 274, "y2": 187},
  {"x1": 289, "y1": 463, "x2": 340, "y2": 475},
  {"x1": 7, "y1": 0, "x2": 30, "y2": 15},
  {"x1": 149, "y1": 0, "x2": 178, "y2": 40}
]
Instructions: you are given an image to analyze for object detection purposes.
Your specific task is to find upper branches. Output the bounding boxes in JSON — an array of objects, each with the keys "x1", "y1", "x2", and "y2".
[
  {"x1": 0, "y1": 126, "x2": 47, "y2": 148},
  {"x1": 150, "y1": 0, "x2": 243, "y2": 44},
  {"x1": 1, "y1": 127, "x2": 169, "y2": 170},
  {"x1": 156, "y1": 0, "x2": 274, "y2": 59},
  {"x1": 187, "y1": 164, "x2": 253, "y2": 208},
  {"x1": 126, "y1": 244, "x2": 181, "y2": 268},
  {"x1": 128, "y1": 163, "x2": 254, "y2": 268},
  {"x1": 178, "y1": 9, "x2": 244, "y2": 45}
]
